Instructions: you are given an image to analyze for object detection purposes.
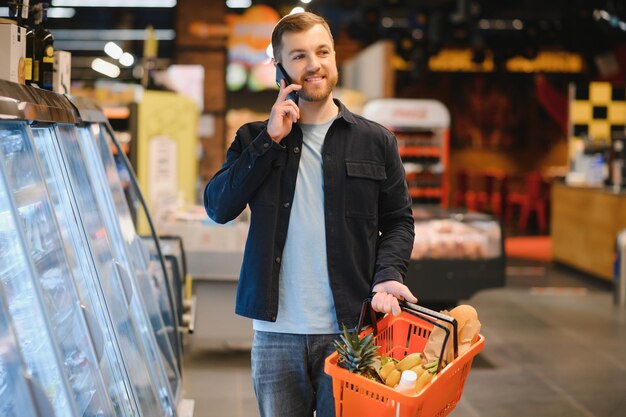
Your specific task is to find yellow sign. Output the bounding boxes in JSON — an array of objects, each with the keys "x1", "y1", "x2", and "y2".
[
  {"x1": 136, "y1": 90, "x2": 198, "y2": 234},
  {"x1": 428, "y1": 48, "x2": 584, "y2": 73},
  {"x1": 506, "y1": 51, "x2": 583, "y2": 73},
  {"x1": 428, "y1": 49, "x2": 494, "y2": 72}
]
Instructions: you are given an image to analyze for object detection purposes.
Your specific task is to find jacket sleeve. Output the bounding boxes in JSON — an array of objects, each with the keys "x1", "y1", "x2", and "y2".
[
  {"x1": 373, "y1": 132, "x2": 415, "y2": 287},
  {"x1": 204, "y1": 125, "x2": 285, "y2": 224}
]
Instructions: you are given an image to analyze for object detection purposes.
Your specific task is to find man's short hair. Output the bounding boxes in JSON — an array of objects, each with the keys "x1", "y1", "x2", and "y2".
[{"x1": 271, "y1": 12, "x2": 334, "y2": 63}]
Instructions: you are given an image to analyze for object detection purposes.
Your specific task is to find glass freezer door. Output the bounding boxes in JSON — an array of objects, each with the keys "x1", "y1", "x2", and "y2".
[
  {"x1": 0, "y1": 284, "x2": 48, "y2": 417},
  {"x1": 82, "y1": 124, "x2": 182, "y2": 385},
  {"x1": 0, "y1": 125, "x2": 79, "y2": 417},
  {"x1": 49, "y1": 124, "x2": 174, "y2": 417},
  {"x1": 70, "y1": 125, "x2": 180, "y2": 401},
  {"x1": 0, "y1": 121, "x2": 116, "y2": 417},
  {"x1": 31, "y1": 126, "x2": 142, "y2": 417}
]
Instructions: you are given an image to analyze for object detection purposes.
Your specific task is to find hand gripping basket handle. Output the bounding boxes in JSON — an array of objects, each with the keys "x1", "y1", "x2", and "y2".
[{"x1": 357, "y1": 297, "x2": 458, "y2": 373}]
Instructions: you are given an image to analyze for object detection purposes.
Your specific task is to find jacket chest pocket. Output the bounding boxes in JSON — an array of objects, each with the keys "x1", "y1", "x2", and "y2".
[{"x1": 345, "y1": 160, "x2": 386, "y2": 218}]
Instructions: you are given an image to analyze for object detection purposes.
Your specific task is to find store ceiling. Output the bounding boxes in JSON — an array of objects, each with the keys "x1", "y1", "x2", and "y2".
[{"x1": 2, "y1": 0, "x2": 626, "y2": 81}]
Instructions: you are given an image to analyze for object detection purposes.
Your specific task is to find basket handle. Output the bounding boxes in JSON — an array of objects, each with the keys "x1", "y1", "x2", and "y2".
[{"x1": 356, "y1": 296, "x2": 458, "y2": 373}]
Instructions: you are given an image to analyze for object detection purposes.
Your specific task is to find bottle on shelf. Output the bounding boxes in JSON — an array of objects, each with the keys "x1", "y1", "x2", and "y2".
[
  {"x1": 33, "y1": 1, "x2": 54, "y2": 90},
  {"x1": 25, "y1": 1, "x2": 42, "y2": 86},
  {"x1": 23, "y1": 1, "x2": 36, "y2": 85}
]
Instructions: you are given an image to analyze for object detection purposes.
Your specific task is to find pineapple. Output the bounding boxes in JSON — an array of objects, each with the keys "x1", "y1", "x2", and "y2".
[{"x1": 333, "y1": 324, "x2": 382, "y2": 382}]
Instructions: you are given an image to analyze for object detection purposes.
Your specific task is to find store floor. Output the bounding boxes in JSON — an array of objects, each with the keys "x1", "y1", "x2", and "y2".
[{"x1": 181, "y1": 259, "x2": 626, "y2": 417}]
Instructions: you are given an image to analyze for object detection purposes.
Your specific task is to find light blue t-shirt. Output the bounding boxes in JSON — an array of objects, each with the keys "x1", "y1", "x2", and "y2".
[{"x1": 254, "y1": 118, "x2": 340, "y2": 334}]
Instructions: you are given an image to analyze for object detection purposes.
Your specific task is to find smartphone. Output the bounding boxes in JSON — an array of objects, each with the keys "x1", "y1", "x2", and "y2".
[{"x1": 275, "y1": 63, "x2": 299, "y2": 105}]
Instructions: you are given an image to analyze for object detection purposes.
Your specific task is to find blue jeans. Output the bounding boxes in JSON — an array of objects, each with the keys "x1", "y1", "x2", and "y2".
[{"x1": 251, "y1": 331, "x2": 339, "y2": 417}]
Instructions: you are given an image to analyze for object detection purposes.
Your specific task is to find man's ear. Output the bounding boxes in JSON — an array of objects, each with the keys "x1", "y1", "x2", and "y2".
[{"x1": 272, "y1": 58, "x2": 277, "y2": 67}]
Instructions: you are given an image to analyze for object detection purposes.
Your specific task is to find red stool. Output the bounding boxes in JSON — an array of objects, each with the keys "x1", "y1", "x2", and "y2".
[
  {"x1": 505, "y1": 172, "x2": 549, "y2": 234},
  {"x1": 487, "y1": 170, "x2": 508, "y2": 218},
  {"x1": 454, "y1": 169, "x2": 507, "y2": 216}
]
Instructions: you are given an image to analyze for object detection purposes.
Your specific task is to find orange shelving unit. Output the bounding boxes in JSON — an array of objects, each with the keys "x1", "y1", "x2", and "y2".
[{"x1": 363, "y1": 99, "x2": 450, "y2": 207}]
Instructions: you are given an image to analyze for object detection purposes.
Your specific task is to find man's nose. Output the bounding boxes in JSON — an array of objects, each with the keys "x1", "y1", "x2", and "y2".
[{"x1": 306, "y1": 56, "x2": 321, "y2": 71}]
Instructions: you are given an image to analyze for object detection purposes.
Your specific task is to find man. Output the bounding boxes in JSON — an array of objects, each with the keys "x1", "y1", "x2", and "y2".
[{"x1": 204, "y1": 11, "x2": 415, "y2": 417}]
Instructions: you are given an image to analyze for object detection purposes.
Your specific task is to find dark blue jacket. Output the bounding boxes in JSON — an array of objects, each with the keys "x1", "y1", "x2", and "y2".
[{"x1": 204, "y1": 100, "x2": 414, "y2": 328}]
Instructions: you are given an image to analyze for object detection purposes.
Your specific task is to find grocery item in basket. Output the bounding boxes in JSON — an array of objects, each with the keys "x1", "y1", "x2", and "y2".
[
  {"x1": 423, "y1": 304, "x2": 481, "y2": 364},
  {"x1": 376, "y1": 352, "x2": 441, "y2": 391},
  {"x1": 332, "y1": 324, "x2": 382, "y2": 383},
  {"x1": 395, "y1": 370, "x2": 417, "y2": 394},
  {"x1": 324, "y1": 300, "x2": 485, "y2": 417}
]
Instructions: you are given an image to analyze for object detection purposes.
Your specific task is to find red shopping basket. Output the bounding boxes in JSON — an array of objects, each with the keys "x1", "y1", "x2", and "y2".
[{"x1": 324, "y1": 299, "x2": 485, "y2": 417}]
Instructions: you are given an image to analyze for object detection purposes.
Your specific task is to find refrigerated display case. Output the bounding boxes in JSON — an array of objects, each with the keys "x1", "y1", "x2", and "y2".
[
  {"x1": 0, "y1": 284, "x2": 54, "y2": 417},
  {"x1": 405, "y1": 207, "x2": 505, "y2": 306},
  {"x1": 70, "y1": 88, "x2": 193, "y2": 417},
  {"x1": 51, "y1": 123, "x2": 178, "y2": 416},
  {"x1": 79, "y1": 122, "x2": 183, "y2": 378},
  {"x1": 0, "y1": 136, "x2": 80, "y2": 417},
  {"x1": 141, "y1": 234, "x2": 189, "y2": 333},
  {"x1": 30, "y1": 124, "x2": 158, "y2": 417},
  {"x1": 0, "y1": 79, "x2": 190, "y2": 416},
  {"x1": 0, "y1": 121, "x2": 116, "y2": 417},
  {"x1": 67, "y1": 95, "x2": 185, "y2": 369}
]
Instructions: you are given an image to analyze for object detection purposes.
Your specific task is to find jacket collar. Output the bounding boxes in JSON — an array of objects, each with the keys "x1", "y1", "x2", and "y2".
[
  {"x1": 334, "y1": 98, "x2": 357, "y2": 125},
  {"x1": 263, "y1": 98, "x2": 357, "y2": 127}
]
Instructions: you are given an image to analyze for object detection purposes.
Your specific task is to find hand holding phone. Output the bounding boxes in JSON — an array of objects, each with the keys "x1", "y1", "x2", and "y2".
[{"x1": 275, "y1": 63, "x2": 299, "y2": 105}]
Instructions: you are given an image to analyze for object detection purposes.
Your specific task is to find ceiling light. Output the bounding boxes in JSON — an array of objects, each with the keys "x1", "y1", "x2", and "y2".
[
  {"x1": 52, "y1": 29, "x2": 175, "y2": 41},
  {"x1": 301, "y1": 0, "x2": 312, "y2": 4},
  {"x1": 290, "y1": 7, "x2": 305, "y2": 15},
  {"x1": 52, "y1": 0, "x2": 176, "y2": 7},
  {"x1": 593, "y1": 9, "x2": 610, "y2": 22},
  {"x1": 478, "y1": 19, "x2": 524, "y2": 31},
  {"x1": 91, "y1": 58, "x2": 121, "y2": 78},
  {"x1": 119, "y1": 52, "x2": 135, "y2": 67},
  {"x1": 226, "y1": 0, "x2": 251, "y2": 8},
  {"x1": 55, "y1": 41, "x2": 107, "y2": 51},
  {"x1": 104, "y1": 42, "x2": 124, "y2": 59},
  {"x1": 1, "y1": 7, "x2": 76, "y2": 18},
  {"x1": 47, "y1": 7, "x2": 75, "y2": 18}
]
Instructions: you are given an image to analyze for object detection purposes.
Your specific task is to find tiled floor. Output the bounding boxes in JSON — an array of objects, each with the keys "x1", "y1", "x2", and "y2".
[{"x1": 181, "y1": 260, "x2": 626, "y2": 417}]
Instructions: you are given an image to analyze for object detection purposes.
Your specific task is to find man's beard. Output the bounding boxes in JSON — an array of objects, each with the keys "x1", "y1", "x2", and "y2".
[{"x1": 298, "y1": 71, "x2": 338, "y2": 102}]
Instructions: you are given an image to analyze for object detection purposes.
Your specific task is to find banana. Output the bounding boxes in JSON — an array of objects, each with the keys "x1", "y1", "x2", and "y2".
[
  {"x1": 409, "y1": 364, "x2": 426, "y2": 378},
  {"x1": 414, "y1": 371, "x2": 434, "y2": 394},
  {"x1": 397, "y1": 353, "x2": 422, "y2": 371},
  {"x1": 379, "y1": 362, "x2": 396, "y2": 380},
  {"x1": 385, "y1": 369, "x2": 401, "y2": 388}
]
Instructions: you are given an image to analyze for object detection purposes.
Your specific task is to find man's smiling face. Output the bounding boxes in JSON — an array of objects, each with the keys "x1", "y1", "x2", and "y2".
[{"x1": 279, "y1": 23, "x2": 338, "y2": 103}]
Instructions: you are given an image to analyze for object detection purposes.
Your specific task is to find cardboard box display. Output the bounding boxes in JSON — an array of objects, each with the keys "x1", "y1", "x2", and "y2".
[
  {"x1": 0, "y1": 21, "x2": 26, "y2": 84},
  {"x1": 53, "y1": 50, "x2": 71, "y2": 94}
]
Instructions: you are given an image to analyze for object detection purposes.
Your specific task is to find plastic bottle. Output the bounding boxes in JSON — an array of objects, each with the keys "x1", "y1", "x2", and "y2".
[{"x1": 395, "y1": 370, "x2": 417, "y2": 394}]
